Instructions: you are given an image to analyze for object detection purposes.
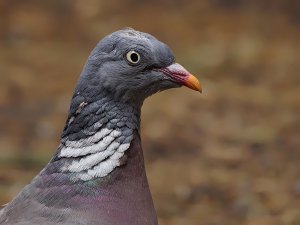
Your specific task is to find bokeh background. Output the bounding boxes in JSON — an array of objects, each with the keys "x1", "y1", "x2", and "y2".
[{"x1": 0, "y1": 1, "x2": 300, "y2": 224}]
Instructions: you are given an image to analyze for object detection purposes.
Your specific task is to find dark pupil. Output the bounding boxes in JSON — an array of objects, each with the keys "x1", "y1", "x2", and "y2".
[{"x1": 130, "y1": 53, "x2": 139, "y2": 62}]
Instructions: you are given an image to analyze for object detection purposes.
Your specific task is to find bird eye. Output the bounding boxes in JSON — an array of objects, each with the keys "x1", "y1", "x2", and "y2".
[{"x1": 126, "y1": 51, "x2": 140, "y2": 64}]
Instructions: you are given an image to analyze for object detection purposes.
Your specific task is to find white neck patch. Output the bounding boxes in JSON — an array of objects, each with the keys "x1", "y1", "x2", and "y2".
[
  {"x1": 58, "y1": 99, "x2": 139, "y2": 181},
  {"x1": 59, "y1": 127, "x2": 134, "y2": 181}
]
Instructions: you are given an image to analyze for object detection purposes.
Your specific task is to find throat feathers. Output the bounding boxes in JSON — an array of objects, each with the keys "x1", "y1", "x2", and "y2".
[{"x1": 57, "y1": 95, "x2": 140, "y2": 181}]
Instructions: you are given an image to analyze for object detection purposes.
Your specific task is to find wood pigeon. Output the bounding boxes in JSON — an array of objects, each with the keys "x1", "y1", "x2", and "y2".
[{"x1": 0, "y1": 28, "x2": 201, "y2": 225}]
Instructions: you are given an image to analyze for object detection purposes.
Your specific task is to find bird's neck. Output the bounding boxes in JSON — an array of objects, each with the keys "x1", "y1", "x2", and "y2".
[
  {"x1": 53, "y1": 92, "x2": 142, "y2": 182},
  {"x1": 31, "y1": 94, "x2": 156, "y2": 222}
]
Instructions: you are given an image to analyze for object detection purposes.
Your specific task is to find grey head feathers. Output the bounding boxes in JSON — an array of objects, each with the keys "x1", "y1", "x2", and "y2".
[{"x1": 75, "y1": 28, "x2": 178, "y2": 107}]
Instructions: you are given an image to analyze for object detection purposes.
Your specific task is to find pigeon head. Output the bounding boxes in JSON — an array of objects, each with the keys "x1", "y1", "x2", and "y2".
[{"x1": 76, "y1": 28, "x2": 201, "y2": 106}]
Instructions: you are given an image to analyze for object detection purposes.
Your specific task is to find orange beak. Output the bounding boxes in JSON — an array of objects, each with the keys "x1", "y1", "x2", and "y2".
[
  {"x1": 185, "y1": 73, "x2": 202, "y2": 92},
  {"x1": 158, "y1": 63, "x2": 202, "y2": 93}
]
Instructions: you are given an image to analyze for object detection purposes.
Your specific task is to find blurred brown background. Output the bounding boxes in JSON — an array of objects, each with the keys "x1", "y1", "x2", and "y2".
[{"x1": 0, "y1": 0, "x2": 300, "y2": 224}]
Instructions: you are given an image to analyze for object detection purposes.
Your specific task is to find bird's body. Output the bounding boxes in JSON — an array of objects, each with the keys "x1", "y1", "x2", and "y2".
[
  {"x1": 0, "y1": 28, "x2": 201, "y2": 225},
  {"x1": 0, "y1": 133, "x2": 156, "y2": 225}
]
